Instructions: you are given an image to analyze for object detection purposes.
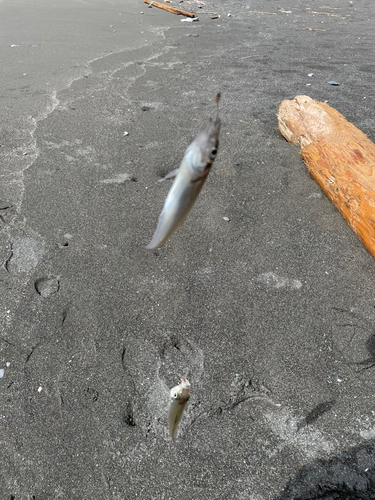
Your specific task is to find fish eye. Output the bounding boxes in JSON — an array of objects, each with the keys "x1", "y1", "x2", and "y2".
[{"x1": 211, "y1": 148, "x2": 217, "y2": 156}]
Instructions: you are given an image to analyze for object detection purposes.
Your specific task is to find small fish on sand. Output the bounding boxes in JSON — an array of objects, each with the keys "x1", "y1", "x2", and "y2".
[
  {"x1": 168, "y1": 377, "x2": 191, "y2": 442},
  {"x1": 146, "y1": 94, "x2": 221, "y2": 249}
]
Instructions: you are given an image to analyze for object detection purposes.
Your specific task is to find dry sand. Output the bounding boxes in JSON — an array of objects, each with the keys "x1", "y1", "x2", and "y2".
[{"x1": 1, "y1": 0, "x2": 375, "y2": 498}]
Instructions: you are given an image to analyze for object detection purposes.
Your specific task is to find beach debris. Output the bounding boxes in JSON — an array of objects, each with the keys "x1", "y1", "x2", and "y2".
[
  {"x1": 10, "y1": 44, "x2": 19, "y2": 47},
  {"x1": 0, "y1": 369, "x2": 4, "y2": 378},
  {"x1": 306, "y1": 83, "x2": 311, "y2": 86},
  {"x1": 223, "y1": 216, "x2": 230, "y2": 221},
  {"x1": 123, "y1": 131, "x2": 129, "y2": 136},
  {"x1": 146, "y1": 93, "x2": 221, "y2": 250},
  {"x1": 248, "y1": 11, "x2": 276, "y2": 15},
  {"x1": 328, "y1": 80, "x2": 340, "y2": 86},
  {"x1": 181, "y1": 16, "x2": 199, "y2": 21},
  {"x1": 308, "y1": 73, "x2": 314, "y2": 77},
  {"x1": 211, "y1": 15, "x2": 219, "y2": 19},
  {"x1": 100, "y1": 173, "x2": 136, "y2": 184},
  {"x1": 168, "y1": 378, "x2": 190, "y2": 442},
  {"x1": 143, "y1": 0, "x2": 196, "y2": 17},
  {"x1": 278, "y1": 95, "x2": 375, "y2": 260},
  {"x1": 303, "y1": 27, "x2": 327, "y2": 31}
]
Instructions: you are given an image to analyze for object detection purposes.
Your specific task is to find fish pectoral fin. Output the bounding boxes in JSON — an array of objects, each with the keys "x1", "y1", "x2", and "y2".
[{"x1": 158, "y1": 168, "x2": 179, "y2": 183}]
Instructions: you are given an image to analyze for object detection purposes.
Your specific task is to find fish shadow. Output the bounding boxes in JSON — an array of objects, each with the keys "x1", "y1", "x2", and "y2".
[{"x1": 297, "y1": 400, "x2": 335, "y2": 432}]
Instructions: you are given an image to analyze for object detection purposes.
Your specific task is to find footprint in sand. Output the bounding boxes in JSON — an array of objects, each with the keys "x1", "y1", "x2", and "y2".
[{"x1": 120, "y1": 331, "x2": 204, "y2": 441}]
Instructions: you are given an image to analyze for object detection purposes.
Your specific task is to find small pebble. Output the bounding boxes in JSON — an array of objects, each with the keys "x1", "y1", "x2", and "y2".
[
  {"x1": 0, "y1": 369, "x2": 4, "y2": 378},
  {"x1": 38, "y1": 386, "x2": 43, "y2": 393},
  {"x1": 124, "y1": 131, "x2": 129, "y2": 136},
  {"x1": 328, "y1": 80, "x2": 340, "y2": 86},
  {"x1": 234, "y1": 162, "x2": 239, "y2": 166},
  {"x1": 306, "y1": 83, "x2": 311, "y2": 86},
  {"x1": 308, "y1": 73, "x2": 314, "y2": 77},
  {"x1": 6, "y1": 362, "x2": 10, "y2": 367},
  {"x1": 223, "y1": 216, "x2": 230, "y2": 221}
]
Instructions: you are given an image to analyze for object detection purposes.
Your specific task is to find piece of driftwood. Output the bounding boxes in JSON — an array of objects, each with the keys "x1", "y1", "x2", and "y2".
[
  {"x1": 278, "y1": 95, "x2": 375, "y2": 258},
  {"x1": 143, "y1": 0, "x2": 195, "y2": 17}
]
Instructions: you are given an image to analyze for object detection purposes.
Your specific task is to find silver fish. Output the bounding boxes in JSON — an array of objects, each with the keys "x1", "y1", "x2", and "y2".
[
  {"x1": 146, "y1": 104, "x2": 221, "y2": 250},
  {"x1": 168, "y1": 377, "x2": 191, "y2": 442}
]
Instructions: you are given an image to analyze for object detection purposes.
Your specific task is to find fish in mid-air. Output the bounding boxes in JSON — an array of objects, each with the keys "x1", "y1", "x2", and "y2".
[
  {"x1": 168, "y1": 377, "x2": 191, "y2": 442},
  {"x1": 146, "y1": 94, "x2": 221, "y2": 250}
]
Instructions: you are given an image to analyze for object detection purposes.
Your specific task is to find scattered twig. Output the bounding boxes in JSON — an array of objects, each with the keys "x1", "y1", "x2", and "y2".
[
  {"x1": 248, "y1": 11, "x2": 276, "y2": 15},
  {"x1": 303, "y1": 27, "x2": 327, "y2": 31},
  {"x1": 310, "y1": 10, "x2": 350, "y2": 18},
  {"x1": 143, "y1": 0, "x2": 196, "y2": 17}
]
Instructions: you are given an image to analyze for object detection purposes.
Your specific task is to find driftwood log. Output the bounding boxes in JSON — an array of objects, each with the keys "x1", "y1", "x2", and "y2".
[
  {"x1": 143, "y1": 0, "x2": 196, "y2": 17},
  {"x1": 278, "y1": 95, "x2": 375, "y2": 259}
]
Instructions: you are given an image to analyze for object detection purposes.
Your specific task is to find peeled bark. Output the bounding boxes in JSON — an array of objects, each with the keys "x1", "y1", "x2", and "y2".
[{"x1": 278, "y1": 95, "x2": 375, "y2": 259}]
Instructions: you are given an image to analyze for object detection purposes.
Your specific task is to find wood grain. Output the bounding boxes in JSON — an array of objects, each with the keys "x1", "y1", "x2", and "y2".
[
  {"x1": 143, "y1": 0, "x2": 196, "y2": 17},
  {"x1": 278, "y1": 95, "x2": 375, "y2": 258}
]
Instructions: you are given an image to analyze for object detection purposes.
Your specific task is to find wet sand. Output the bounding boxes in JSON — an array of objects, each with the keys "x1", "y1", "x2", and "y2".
[{"x1": 1, "y1": 0, "x2": 375, "y2": 498}]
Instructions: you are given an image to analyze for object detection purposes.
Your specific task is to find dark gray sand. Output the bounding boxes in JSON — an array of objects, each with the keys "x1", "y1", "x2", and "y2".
[{"x1": 1, "y1": 0, "x2": 375, "y2": 498}]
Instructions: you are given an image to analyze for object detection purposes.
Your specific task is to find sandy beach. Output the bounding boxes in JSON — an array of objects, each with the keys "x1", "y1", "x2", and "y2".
[{"x1": 1, "y1": 0, "x2": 375, "y2": 498}]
